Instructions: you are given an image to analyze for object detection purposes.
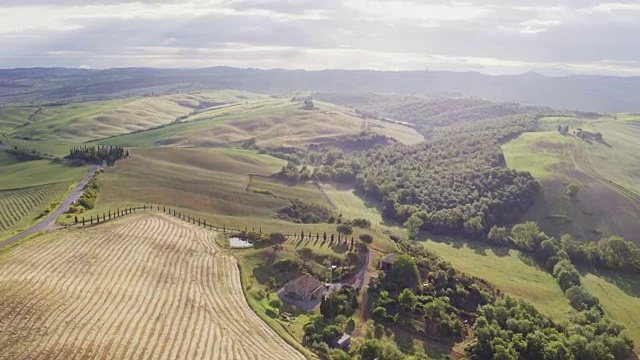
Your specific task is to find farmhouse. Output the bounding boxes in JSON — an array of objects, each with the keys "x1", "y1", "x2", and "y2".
[
  {"x1": 379, "y1": 253, "x2": 397, "y2": 271},
  {"x1": 283, "y1": 273, "x2": 325, "y2": 302}
]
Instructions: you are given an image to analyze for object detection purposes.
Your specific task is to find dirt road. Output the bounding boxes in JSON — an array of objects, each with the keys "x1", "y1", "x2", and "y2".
[{"x1": 0, "y1": 165, "x2": 101, "y2": 249}]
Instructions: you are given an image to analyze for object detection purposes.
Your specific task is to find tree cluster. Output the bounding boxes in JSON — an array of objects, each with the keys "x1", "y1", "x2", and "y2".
[
  {"x1": 277, "y1": 199, "x2": 334, "y2": 224},
  {"x1": 371, "y1": 241, "x2": 495, "y2": 341},
  {"x1": 67, "y1": 145, "x2": 128, "y2": 166},
  {"x1": 470, "y1": 296, "x2": 633, "y2": 360}
]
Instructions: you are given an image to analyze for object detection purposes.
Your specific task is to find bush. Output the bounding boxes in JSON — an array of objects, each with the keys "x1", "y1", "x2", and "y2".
[
  {"x1": 359, "y1": 234, "x2": 373, "y2": 243},
  {"x1": 278, "y1": 200, "x2": 333, "y2": 224},
  {"x1": 269, "y1": 232, "x2": 287, "y2": 244},
  {"x1": 268, "y1": 297, "x2": 283, "y2": 309},
  {"x1": 336, "y1": 224, "x2": 353, "y2": 235},
  {"x1": 565, "y1": 286, "x2": 599, "y2": 310},
  {"x1": 352, "y1": 218, "x2": 372, "y2": 228}
]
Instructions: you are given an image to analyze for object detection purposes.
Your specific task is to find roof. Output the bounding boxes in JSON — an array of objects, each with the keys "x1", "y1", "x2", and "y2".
[
  {"x1": 285, "y1": 274, "x2": 324, "y2": 294},
  {"x1": 380, "y1": 253, "x2": 398, "y2": 264},
  {"x1": 335, "y1": 333, "x2": 351, "y2": 345}
]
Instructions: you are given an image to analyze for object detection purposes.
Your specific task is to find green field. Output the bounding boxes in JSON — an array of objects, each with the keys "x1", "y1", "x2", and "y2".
[
  {"x1": 0, "y1": 153, "x2": 86, "y2": 190},
  {"x1": 502, "y1": 119, "x2": 640, "y2": 243},
  {"x1": 418, "y1": 238, "x2": 573, "y2": 320},
  {"x1": 502, "y1": 131, "x2": 571, "y2": 180},
  {"x1": 581, "y1": 269, "x2": 640, "y2": 346}
]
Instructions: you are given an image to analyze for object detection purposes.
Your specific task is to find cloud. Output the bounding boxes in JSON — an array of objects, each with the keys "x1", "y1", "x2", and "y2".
[{"x1": 0, "y1": 0, "x2": 639, "y2": 75}]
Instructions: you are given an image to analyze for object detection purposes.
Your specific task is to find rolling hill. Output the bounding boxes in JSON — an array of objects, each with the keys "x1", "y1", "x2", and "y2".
[
  {"x1": 502, "y1": 116, "x2": 640, "y2": 244},
  {"x1": 3, "y1": 67, "x2": 640, "y2": 112}
]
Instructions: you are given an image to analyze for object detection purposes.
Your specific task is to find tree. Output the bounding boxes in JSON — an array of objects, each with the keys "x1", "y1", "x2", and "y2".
[
  {"x1": 511, "y1": 221, "x2": 543, "y2": 251},
  {"x1": 463, "y1": 216, "x2": 485, "y2": 238},
  {"x1": 398, "y1": 288, "x2": 418, "y2": 311},
  {"x1": 389, "y1": 254, "x2": 421, "y2": 289},
  {"x1": 553, "y1": 260, "x2": 580, "y2": 291},
  {"x1": 336, "y1": 224, "x2": 353, "y2": 236},
  {"x1": 329, "y1": 349, "x2": 350, "y2": 360},
  {"x1": 598, "y1": 236, "x2": 640, "y2": 272},
  {"x1": 269, "y1": 232, "x2": 286, "y2": 244},
  {"x1": 565, "y1": 285, "x2": 598, "y2": 310},
  {"x1": 359, "y1": 233, "x2": 373, "y2": 243},
  {"x1": 488, "y1": 226, "x2": 508, "y2": 245},
  {"x1": 403, "y1": 213, "x2": 423, "y2": 239}
]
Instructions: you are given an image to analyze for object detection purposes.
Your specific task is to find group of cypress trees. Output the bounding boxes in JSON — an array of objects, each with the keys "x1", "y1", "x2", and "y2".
[{"x1": 67, "y1": 145, "x2": 128, "y2": 166}]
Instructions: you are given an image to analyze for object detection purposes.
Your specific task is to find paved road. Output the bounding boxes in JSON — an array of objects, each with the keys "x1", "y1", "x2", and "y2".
[{"x1": 0, "y1": 165, "x2": 102, "y2": 249}]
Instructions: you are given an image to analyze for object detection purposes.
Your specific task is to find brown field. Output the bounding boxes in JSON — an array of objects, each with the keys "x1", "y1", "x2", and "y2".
[{"x1": 0, "y1": 213, "x2": 305, "y2": 360}]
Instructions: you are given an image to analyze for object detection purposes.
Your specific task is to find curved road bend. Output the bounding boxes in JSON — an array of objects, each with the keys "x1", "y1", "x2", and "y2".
[{"x1": 0, "y1": 165, "x2": 102, "y2": 249}]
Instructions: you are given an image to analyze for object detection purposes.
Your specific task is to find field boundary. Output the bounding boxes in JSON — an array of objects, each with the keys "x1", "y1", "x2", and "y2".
[{"x1": 76, "y1": 203, "x2": 359, "y2": 244}]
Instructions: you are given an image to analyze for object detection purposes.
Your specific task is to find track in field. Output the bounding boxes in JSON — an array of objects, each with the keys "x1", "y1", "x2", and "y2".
[
  {"x1": 0, "y1": 183, "x2": 61, "y2": 234},
  {"x1": 0, "y1": 213, "x2": 305, "y2": 360}
]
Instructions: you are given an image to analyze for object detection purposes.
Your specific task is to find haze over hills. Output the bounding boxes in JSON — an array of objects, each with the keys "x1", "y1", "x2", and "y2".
[{"x1": 2, "y1": 67, "x2": 640, "y2": 112}]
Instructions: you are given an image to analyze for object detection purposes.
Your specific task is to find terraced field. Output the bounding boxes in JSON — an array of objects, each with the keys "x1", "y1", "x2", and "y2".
[
  {"x1": 0, "y1": 183, "x2": 65, "y2": 236},
  {"x1": 0, "y1": 213, "x2": 305, "y2": 360}
]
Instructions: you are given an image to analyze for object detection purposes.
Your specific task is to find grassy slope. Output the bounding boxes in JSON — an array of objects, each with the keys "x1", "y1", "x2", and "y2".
[
  {"x1": 418, "y1": 238, "x2": 573, "y2": 320},
  {"x1": 502, "y1": 118, "x2": 640, "y2": 243},
  {"x1": 0, "y1": 153, "x2": 86, "y2": 190},
  {"x1": 4, "y1": 91, "x2": 266, "y2": 143},
  {"x1": 0, "y1": 107, "x2": 36, "y2": 134},
  {"x1": 100, "y1": 99, "x2": 424, "y2": 148},
  {"x1": 580, "y1": 269, "x2": 640, "y2": 346}
]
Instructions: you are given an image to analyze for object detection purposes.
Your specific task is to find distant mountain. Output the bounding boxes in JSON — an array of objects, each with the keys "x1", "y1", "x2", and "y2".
[{"x1": 1, "y1": 67, "x2": 640, "y2": 112}]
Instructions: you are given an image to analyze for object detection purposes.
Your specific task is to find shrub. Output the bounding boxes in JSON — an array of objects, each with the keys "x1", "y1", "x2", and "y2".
[
  {"x1": 352, "y1": 218, "x2": 372, "y2": 228},
  {"x1": 278, "y1": 200, "x2": 333, "y2": 224},
  {"x1": 268, "y1": 297, "x2": 283, "y2": 309},
  {"x1": 336, "y1": 224, "x2": 353, "y2": 235},
  {"x1": 565, "y1": 286, "x2": 599, "y2": 310},
  {"x1": 359, "y1": 234, "x2": 373, "y2": 243}
]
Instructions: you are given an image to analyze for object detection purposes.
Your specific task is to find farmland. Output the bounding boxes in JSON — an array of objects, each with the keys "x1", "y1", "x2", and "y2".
[
  {"x1": 0, "y1": 183, "x2": 67, "y2": 234},
  {"x1": 0, "y1": 151, "x2": 88, "y2": 239},
  {"x1": 0, "y1": 212, "x2": 306, "y2": 360},
  {"x1": 1, "y1": 87, "x2": 639, "y2": 359}
]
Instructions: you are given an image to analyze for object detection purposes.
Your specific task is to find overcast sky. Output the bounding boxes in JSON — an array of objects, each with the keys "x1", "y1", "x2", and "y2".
[{"x1": 1, "y1": 0, "x2": 640, "y2": 75}]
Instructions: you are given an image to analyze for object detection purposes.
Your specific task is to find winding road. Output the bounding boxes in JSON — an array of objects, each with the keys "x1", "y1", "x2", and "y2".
[{"x1": 0, "y1": 165, "x2": 102, "y2": 249}]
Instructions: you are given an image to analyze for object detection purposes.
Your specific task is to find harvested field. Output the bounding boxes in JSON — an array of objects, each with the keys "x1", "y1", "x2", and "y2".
[{"x1": 0, "y1": 213, "x2": 305, "y2": 360}]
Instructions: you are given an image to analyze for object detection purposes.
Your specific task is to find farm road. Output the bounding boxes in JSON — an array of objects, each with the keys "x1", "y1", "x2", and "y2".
[{"x1": 0, "y1": 165, "x2": 102, "y2": 249}]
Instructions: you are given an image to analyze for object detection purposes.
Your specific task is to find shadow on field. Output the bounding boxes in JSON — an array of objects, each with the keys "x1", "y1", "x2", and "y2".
[
  {"x1": 424, "y1": 233, "x2": 511, "y2": 258},
  {"x1": 579, "y1": 266, "x2": 640, "y2": 298}
]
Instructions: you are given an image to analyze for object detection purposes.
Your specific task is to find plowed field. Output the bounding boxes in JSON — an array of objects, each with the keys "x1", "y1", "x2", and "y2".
[{"x1": 0, "y1": 213, "x2": 305, "y2": 360}]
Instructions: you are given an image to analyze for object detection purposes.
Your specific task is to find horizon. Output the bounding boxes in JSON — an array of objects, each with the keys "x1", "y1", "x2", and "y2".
[{"x1": 3, "y1": 65, "x2": 640, "y2": 79}]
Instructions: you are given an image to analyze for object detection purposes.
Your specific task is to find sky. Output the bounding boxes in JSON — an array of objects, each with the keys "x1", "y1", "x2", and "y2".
[{"x1": 1, "y1": 0, "x2": 640, "y2": 75}]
